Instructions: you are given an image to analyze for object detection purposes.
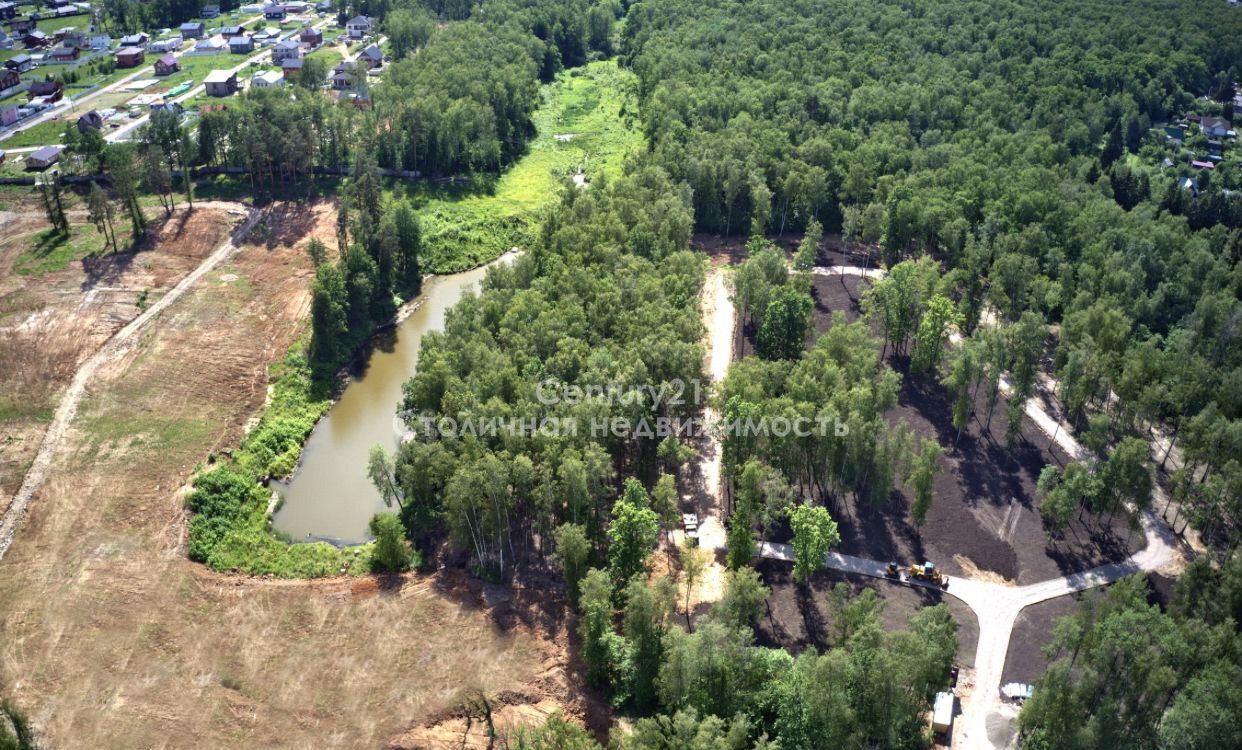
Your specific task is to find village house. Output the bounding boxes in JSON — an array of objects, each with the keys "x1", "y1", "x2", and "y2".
[
  {"x1": 0, "y1": 2, "x2": 16, "y2": 20},
  {"x1": 201, "y1": 4, "x2": 221, "y2": 18},
  {"x1": 89, "y1": 33, "x2": 111, "y2": 49},
  {"x1": 50, "y1": 45, "x2": 79, "y2": 62},
  {"x1": 251, "y1": 69, "x2": 282, "y2": 88},
  {"x1": 149, "y1": 36, "x2": 183, "y2": 54},
  {"x1": 5, "y1": 53, "x2": 34, "y2": 72},
  {"x1": 263, "y1": 3, "x2": 285, "y2": 20},
  {"x1": 118, "y1": 33, "x2": 149, "y2": 49},
  {"x1": 280, "y1": 56, "x2": 302, "y2": 78},
  {"x1": 180, "y1": 22, "x2": 206, "y2": 39},
  {"x1": 1200, "y1": 116, "x2": 1232, "y2": 139},
  {"x1": 0, "y1": 105, "x2": 19, "y2": 126},
  {"x1": 60, "y1": 30, "x2": 87, "y2": 49},
  {"x1": 204, "y1": 69, "x2": 238, "y2": 96},
  {"x1": 23, "y1": 31, "x2": 50, "y2": 49},
  {"x1": 358, "y1": 43, "x2": 382, "y2": 69},
  {"x1": 25, "y1": 145, "x2": 63, "y2": 170},
  {"x1": 10, "y1": 19, "x2": 35, "y2": 35},
  {"x1": 28, "y1": 80, "x2": 63, "y2": 102},
  {"x1": 154, "y1": 53, "x2": 180, "y2": 75},
  {"x1": 228, "y1": 34, "x2": 254, "y2": 53},
  {"x1": 150, "y1": 100, "x2": 184, "y2": 115},
  {"x1": 193, "y1": 38, "x2": 226, "y2": 54},
  {"x1": 115, "y1": 46, "x2": 145, "y2": 67},
  {"x1": 299, "y1": 26, "x2": 322, "y2": 46},
  {"x1": 0, "y1": 68, "x2": 19, "y2": 91},
  {"x1": 330, "y1": 61, "x2": 353, "y2": 89},
  {"x1": 76, "y1": 109, "x2": 103, "y2": 132},
  {"x1": 270, "y1": 38, "x2": 298, "y2": 61},
  {"x1": 220, "y1": 24, "x2": 247, "y2": 38},
  {"x1": 345, "y1": 15, "x2": 372, "y2": 39}
]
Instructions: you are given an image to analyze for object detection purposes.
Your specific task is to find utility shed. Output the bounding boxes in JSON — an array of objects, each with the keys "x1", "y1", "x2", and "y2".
[{"x1": 932, "y1": 692, "x2": 954, "y2": 734}]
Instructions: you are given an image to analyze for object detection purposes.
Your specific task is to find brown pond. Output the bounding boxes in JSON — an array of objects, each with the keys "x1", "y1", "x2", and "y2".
[{"x1": 272, "y1": 256, "x2": 512, "y2": 545}]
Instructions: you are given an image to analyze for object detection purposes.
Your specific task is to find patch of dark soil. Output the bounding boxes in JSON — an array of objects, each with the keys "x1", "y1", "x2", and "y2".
[{"x1": 751, "y1": 558, "x2": 979, "y2": 668}]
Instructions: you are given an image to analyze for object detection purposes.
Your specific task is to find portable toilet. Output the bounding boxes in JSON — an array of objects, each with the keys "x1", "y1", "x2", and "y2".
[{"x1": 932, "y1": 691, "x2": 954, "y2": 734}]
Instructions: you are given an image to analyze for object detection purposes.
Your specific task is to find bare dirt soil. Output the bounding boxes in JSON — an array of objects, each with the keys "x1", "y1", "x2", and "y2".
[
  {"x1": 0, "y1": 201, "x2": 580, "y2": 749},
  {"x1": 1001, "y1": 572, "x2": 1175, "y2": 685},
  {"x1": 723, "y1": 236, "x2": 1144, "y2": 586},
  {"x1": 0, "y1": 199, "x2": 234, "y2": 507},
  {"x1": 751, "y1": 558, "x2": 980, "y2": 667}
]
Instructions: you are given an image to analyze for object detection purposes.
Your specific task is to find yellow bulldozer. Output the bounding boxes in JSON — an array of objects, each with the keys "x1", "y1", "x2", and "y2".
[{"x1": 909, "y1": 561, "x2": 948, "y2": 588}]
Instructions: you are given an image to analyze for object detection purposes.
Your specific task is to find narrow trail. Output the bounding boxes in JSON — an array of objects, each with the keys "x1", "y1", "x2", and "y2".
[
  {"x1": 690, "y1": 265, "x2": 735, "y2": 604},
  {"x1": 0, "y1": 204, "x2": 259, "y2": 561},
  {"x1": 697, "y1": 261, "x2": 1184, "y2": 750}
]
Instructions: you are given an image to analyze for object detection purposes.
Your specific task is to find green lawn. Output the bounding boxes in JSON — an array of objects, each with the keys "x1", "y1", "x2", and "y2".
[
  {"x1": 0, "y1": 120, "x2": 67, "y2": 148},
  {"x1": 14, "y1": 223, "x2": 110, "y2": 276},
  {"x1": 35, "y1": 15, "x2": 89, "y2": 35},
  {"x1": 404, "y1": 59, "x2": 642, "y2": 273}
]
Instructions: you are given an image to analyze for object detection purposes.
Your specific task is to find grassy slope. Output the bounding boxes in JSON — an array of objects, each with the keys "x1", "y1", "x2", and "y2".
[{"x1": 407, "y1": 58, "x2": 642, "y2": 273}]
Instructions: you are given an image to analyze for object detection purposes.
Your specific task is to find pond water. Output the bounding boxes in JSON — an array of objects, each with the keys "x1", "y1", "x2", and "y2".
[{"x1": 271, "y1": 256, "x2": 511, "y2": 545}]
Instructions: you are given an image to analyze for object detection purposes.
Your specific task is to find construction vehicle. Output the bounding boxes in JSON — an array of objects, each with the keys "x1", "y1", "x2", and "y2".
[
  {"x1": 885, "y1": 561, "x2": 900, "y2": 578},
  {"x1": 910, "y1": 560, "x2": 948, "y2": 588}
]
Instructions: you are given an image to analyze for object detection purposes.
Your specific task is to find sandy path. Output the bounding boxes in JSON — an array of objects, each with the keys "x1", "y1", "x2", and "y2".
[
  {"x1": 690, "y1": 265, "x2": 735, "y2": 603},
  {"x1": 0, "y1": 203, "x2": 258, "y2": 560}
]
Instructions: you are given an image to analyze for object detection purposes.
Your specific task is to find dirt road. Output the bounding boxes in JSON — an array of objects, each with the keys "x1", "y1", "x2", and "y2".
[
  {"x1": 0, "y1": 203, "x2": 260, "y2": 560},
  {"x1": 689, "y1": 264, "x2": 735, "y2": 604}
]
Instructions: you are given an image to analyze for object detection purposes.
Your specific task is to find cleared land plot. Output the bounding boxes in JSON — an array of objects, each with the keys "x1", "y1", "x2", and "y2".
[
  {"x1": 1002, "y1": 572, "x2": 1175, "y2": 685},
  {"x1": 751, "y1": 558, "x2": 980, "y2": 668},
  {"x1": 725, "y1": 237, "x2": 1145, "y2": 585},
  {"x1": 0, "y1": 201, "x2": 569, "y2": 749},
  {"x1": 0, "y1": 200, "x2": 233, "y2": 505}
]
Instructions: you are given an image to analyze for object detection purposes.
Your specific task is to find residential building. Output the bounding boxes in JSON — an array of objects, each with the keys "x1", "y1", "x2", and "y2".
[
  {"x1": 61, "y1": 30, "x2": 86, "y2": 49},
  {"x1": 263, "y1": 3, "x2": 286, "y2": 20},
  {"x1": 1200, "y1": 116, "x2": 1231, "y2": 138},
  {"x1": 201, "y1": 4, "x2": 221, "y2": 18},
  {"x1": 150, "y1": 37, "x2": 183, "y2": 54},
  {"x1": 271, "y1": 38, "x2": 298, "y2": 61},
  {"x1": 77, "y1": 109, "x2": 103, "y2": 132},
  {"x1": 119, "y1": 33, "x2": 149, "y2": 49},
  {"x1": 345, "y1": 15, "x2": 372, "y2": 39},
  {"x1": 193, "y1": 38, "x2": 226, "y2": 54},
  {"x1": 358, "y1": 43, "x2": 382, "y2": 69},
  {"x1": 23, "y1": 31, "x2": 50, "y2": 49},
  {"x1": 5, "y1": 54, "x2": 34, "y2": 72},
  {"x1": 28, "y1": 80, "x2": 63, "y2": 102},
  {"x1": 151, "y1": 100, "x2": 184, "y2": 115},
  {"x1": 180, "y1": 22, "x2": 206, "y2": 39},
  {"x1": 0, "y1": 105, "x2": 19, "y2": 126},
  {"x1": 228, "y1": 34, "x2": 254, "y2": 53},
  {"x1": 1191, "y1": 159, "x2": 1215, "y2": 170},
  {"x1": 0, "y1": 68, "x2": 18, "y2": 91},
  {"x1": 25, "y1": 145, "x2": 63, "y2": 170},
  {"x1": 204, "y1": 69, "x2": 239, "y2": 96},
  {"x1": 9, "y1": 19, "x2": 34, "y2": 34},
  {"x1": 220, "y1": 24, "x2": 248, "y2": 38},
  {"x1": 50, "y1": 45, "x2": 78, "y2": 61},
  {"x1": 115, "y1": 46, "x2": 145, "y2": 67},
  {"x1": 330, "y1": 61, "x2": 352, "y2": 89},
  {"x1": 0, "y1": 2, "x2": 16, "y2": 20},
  {"x1": 89, "y1": 33, "x2": 111, "y2": 49},
  {"x1": 299, "y1": 26, "x2": 322, "y2": 46},
  {"x1": 280, "y1": 56, "x2": 302, "y2": 78},
  {"x1": 252, "y1": 69, "x2": 283, "y2": 88},
  {"x1": 154, "y1": 53, "x2": 180, "y2": 75}
]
